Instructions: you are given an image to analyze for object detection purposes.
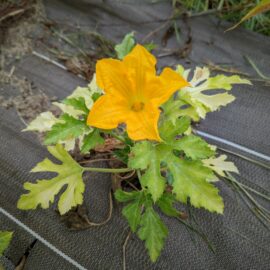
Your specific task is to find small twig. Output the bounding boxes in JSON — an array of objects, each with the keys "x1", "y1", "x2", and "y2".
[
  {"x1": 142, "y1": 13, "x2": 173, "y2": 43},
  {"x1": 79, "y1": 158, "x2": 115, "y2": 164},
  {"x1": 0, "y1": 8, "x2": 25, "y2": 23},
  {"x1": 8, "y1": 66, "x2": 15, "y2": 77},
  {"x1": 224, "y1": 173, "x2": 270, "y2": 229},
  {"x1": 123, "y1": 231, "x2": 131, "y2": 270},
  {"x1": 205, "y1": 60, "x2": 250, "y2": 76},
  {"x1": 244, "y1": 55, "x2": 270, "y2": 81},
  {"x1": 117, "y1": 170, "x2": 136, "y2": 180},
  {"x1": 84, "y1": 191, "x2": 113, "y2": 227},
  {"x1": 32, "y1": 51, "x2": 85, "y2": 80},
  {"x1": 187, "y1": 8, "x2": 221, "y2": 18},
  {"x1": 176, "y1": 217, "x2": 215, "y2": 253},
  {"x1": 51, "y1": 29, "x2": 88, "y2": 57},
  {"x1": 125, "y1": 181, "x2": 140, "y2": 191},
  {"x1": 84, "y1": 167, "x2": 133, "y2": 173},
  {"x1": 16, "y1": 109, "x2": 28, "y2": 127}
]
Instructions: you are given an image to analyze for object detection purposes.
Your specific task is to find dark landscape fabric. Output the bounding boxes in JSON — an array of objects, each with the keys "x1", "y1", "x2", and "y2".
[{"x1": 0, "y1": 0, "x2": 269, "y2": 269}]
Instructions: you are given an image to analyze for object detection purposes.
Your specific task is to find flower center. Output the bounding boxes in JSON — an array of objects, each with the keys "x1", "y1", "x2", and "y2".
[{"x1": 131, "y1": 102, "x2": 145, "y2": 112}]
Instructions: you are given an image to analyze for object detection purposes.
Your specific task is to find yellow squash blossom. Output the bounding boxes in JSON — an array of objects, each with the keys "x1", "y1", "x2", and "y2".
[{"x1": 87, "y1": 44, "x2": 189, "y2": 141}]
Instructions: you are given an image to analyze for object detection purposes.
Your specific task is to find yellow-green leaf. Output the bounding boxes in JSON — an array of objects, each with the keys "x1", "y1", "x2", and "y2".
[
  {"x1": 52, "y1": 102, "x2": 84, "y2": 119},
  {"x1": 0, "y1": 231, "x2": 13, "y2": 255},
  {"x1": 17, "y1": 144, "x2": 85, "y2": 215},
  {"x1": 177, "y1": 66, "x2": 251, "y2": 119},
  {"x1": 203, "y1": 155, "x2": 239, "y2": 177},
  {"x1": 167, "y1": 157, "x2": 224, "y2": 213},
  {"x1": 22, "y1": 112, "x2": 64, "y2": 132}
]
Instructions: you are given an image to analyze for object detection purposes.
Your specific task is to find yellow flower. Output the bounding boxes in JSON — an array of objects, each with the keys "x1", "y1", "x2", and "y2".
[{"x1": 87, "y1": 44, "x2": 189, "y2": 141}]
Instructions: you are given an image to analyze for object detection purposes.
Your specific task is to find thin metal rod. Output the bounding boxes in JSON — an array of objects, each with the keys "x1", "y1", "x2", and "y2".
[{"x1": 195, "y1": 130, "x2": 270, "y2": 162}]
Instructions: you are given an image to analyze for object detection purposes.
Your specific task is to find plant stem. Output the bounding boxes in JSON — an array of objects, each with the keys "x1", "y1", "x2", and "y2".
[
  {"x1": 110, "y1": 132, "x2": 126, "y2": 143},
  {"x1": 83, "y1": 167, "x2": 133, "y2": 173}
]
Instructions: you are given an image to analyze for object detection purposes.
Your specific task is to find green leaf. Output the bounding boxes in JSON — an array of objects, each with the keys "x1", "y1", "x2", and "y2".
[
  {"x1": 113, "y1": 146, "x2": 130, "y2": 164},
  {"x1": 143, "y1": 42, "x2": 157, "y2": 52},
  {"x1": 17, "y1": 144, "x2": 85, "y2": 215},
  {"x1": 128, "y1": 141, "x2": 154, "y2": 170},
  {"x1": 67, "y1": 74, "x2": 103, "y2": 109},
  {"x1": 138, "y1": 206, "x2": 168, "y2": 262},
  {"x1": 62, "y1": 97, "x2": 89, "y2": 115},
  {"x1": 115, "y1": 32, "x2": 136, "y2": 60},
  {"x1": 115, "y1": 190, "x2": 145, "y2": 232},
  {"x1": 116, "y1": 190, "x2": 168, "y2": 261},
  {"x1": 22, "y1": 112, "x2": 64, "y2": 132},
  {"x1": 129, "y1": 142, "x2": 165, "y2": 202},
  {"x1": 157, "y1": 193, "x2": 180, "y2": 217},
  {"x1": 44, "y1": 114, "x2": 87, "y2": 145},
  {"x1": 129, "y1": 142, "x2": 223, "y2": 213},
  {"x1": 174, "y1": 135, "x2": 215, "y2": 160},
  {"x1": 122, "y1": 192, "x2": 145, "y2": 232},
  {"x1": 81, "y1": 129, "x2": 104, "y2": 154},
  {"x1": 162, "y1": 96, "x2": 199, "y2": 124},
  {"x1": 114, "y1": 190, "x2": 141, "y2": 202},
  {"x1": 140, "y1": 155, "x2": 166, "y2": 202},
  {"x1": 159, "y1": 116, "x2": 190, "y2": 141},
  {"x1": 0, "y1": 231, "x2": 13, "y2": 255},
  {"x1": 167, "y1": 157, "x2": 224, "y2": 213}
]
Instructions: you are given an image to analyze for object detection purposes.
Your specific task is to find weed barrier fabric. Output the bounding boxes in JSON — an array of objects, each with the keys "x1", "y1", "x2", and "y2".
[{"x1": 0, "y1": 0, "x2": 269, "y2": 269}]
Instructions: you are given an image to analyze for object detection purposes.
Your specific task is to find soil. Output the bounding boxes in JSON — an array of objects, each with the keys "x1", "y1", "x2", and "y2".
[{"x1": 0, "y1": 1, "x2": 52, "y2": 124}]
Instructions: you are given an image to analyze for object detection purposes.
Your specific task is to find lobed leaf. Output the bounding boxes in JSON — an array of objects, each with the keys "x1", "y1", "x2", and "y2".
[
  {"x1": 167, "y1": 156, "x2": 224, "y2": 213},
  {"x1": 157, "y1": 193, "x2": 180, "y2": 217},
  {"x1": 81, "y1": 129, "x2": 104, "y2": 154},
  {"x1": 17, "y1": 144, "x2": 85, "y2": 215},
  {"x1": 62, "y1": 97, "x2": 89, "y2": 115},
  {"x1": 129, "y1": 141, "x2": 223, "y2": 213},
  {"x1": 140, "y1": 154, "x2": 165, "y2": 202},
  {"x1": 174, "y1": 65, "x2": 251, "y2": 120},
  {"x1": 203, "y1": 155, "x2": 239, "y2": 177},
  {"x1": 159, "y1": 116, "x2": 190, "y2": 141},
  {"x1": 174, "y1": 135, "x2": 215, "y2": 160},
  {"x1": 122, "y1": 192, "x2": 145, "y2": 232},
  {"x1": 22, "y1": 112, "x2": 64, "y2": 132},
  {"x1": 137, "y1": 206, "x2": 168, "y2": 262},
  {"x1": 44, "y1": 114, "x2": 87, "y2": 145}
]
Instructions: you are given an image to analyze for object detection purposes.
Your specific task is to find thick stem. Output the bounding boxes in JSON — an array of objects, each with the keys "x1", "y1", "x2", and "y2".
[{"x1": 83, "y1": 167, "x2": 133, "y2": 173}]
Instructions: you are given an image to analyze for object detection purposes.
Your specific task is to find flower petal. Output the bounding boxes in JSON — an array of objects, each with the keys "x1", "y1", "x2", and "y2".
[
  {"x1": 87, "y1": 95, "x2": 129, "y2": 129},
  {"x1": 146, "y1": 67, "x2": 190, "y2": 106},
  {"x1": 126, "y1": 102, "x2": 161, "y2": 141},
  {"x1": 123, "y1": 44, "x2": 157, "y2": 101},
  {"x1": 96, "y1": 59, "x2": 133, "y2": 99}
]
